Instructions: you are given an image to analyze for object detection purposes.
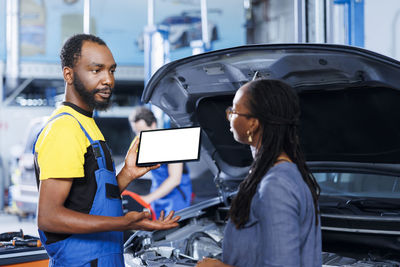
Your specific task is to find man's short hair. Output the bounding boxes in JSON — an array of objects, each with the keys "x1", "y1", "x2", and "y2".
[
  {"x1": 60, "y1": 34, "x2": 106, "y2": 69},
  {"x1": 129, "y1": 106, "x2": 157, "y2": 127}
]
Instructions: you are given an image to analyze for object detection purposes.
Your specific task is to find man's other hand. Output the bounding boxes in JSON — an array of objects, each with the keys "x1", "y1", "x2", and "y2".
[{"x1": 124, "y1": 210, "x2": 180, "y2": 231}]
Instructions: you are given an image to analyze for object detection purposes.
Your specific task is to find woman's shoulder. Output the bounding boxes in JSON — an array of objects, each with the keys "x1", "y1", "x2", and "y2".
[
  {"x1": 258, "y1": 162, "x2": 303, "y2": 196},
  {"x1": 267, "y1": 162, "x2": 302, "y2": 182}
]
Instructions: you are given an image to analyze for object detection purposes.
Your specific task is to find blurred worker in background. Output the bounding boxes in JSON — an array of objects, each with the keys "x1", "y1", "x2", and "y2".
[
  {"x1": 33, "y1": 34, "x2": 180, "y2": 267},
  {"x1": 129, "y1": 106, "x2": 192, "y2": 218}
]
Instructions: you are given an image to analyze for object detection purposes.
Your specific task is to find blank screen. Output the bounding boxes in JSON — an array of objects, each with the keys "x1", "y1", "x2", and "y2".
[{"x1": 137, "y1": 127, "x2": 201, "y2": 165}]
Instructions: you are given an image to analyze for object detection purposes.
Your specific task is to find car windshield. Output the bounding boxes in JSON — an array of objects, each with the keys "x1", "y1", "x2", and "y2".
[{"x1": 314, "y1": 172, "x2": 400, "y2": 199}]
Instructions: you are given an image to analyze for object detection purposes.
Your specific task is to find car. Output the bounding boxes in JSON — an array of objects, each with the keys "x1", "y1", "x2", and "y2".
[
  {"x1": 122, "y1": 43, "x2": 400, "y2": 266},
  {"x1": 9, "y1": 116, "x2": 48, "y2": 218},
  {"x1": 136, "y1": 11, "x2": 219, "y2": 51}
]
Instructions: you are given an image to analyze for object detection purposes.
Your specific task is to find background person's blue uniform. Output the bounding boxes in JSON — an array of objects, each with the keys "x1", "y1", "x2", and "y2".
[{"x1": 150, "y1": 164, "x2": 192, "y2": 218}]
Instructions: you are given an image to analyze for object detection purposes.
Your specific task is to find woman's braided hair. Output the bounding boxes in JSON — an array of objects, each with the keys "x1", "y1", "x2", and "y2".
[{"x1": 229, "y1": 79, "x2": 320, "y2": 229}]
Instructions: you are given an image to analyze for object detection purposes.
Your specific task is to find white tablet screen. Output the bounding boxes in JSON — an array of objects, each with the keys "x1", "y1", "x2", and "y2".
[{"x1": 136, "y1": 127, "x2": 201, "y2": 166}]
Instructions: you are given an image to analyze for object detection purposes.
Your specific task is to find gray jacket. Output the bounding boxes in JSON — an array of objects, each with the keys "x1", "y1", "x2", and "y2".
[{"x1": 222, "y1": 162, "x2": 322, "y2": 267}]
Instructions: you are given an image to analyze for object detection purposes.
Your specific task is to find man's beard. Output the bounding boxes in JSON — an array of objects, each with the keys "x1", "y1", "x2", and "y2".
[{"x1": 73, "y1": 72, "x2": 112, "y2": 111}]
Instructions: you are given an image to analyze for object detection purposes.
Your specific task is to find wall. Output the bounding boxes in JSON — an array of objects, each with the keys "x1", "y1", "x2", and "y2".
[
  {"x1": 364, "y1": 0, "x2": 400, "y2": 60},
  {"x1": 13, "y1": 0, "x2": 245, "y2": 66}
]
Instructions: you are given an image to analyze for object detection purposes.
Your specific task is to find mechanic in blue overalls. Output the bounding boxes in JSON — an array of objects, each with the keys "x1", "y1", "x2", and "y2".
[
  {"x1": 33, "y1": 34, "x2": 180, "y2": 267},
  {"x1": 129, "y1": 107, "x2": 192, "y2": 218}
]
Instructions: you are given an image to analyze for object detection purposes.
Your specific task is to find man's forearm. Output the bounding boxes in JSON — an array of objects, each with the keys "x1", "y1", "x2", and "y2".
[
  {"x1": 117, "y1": 167, "x2": 132, "y2": 192},
  {"x1": 38, "y1": 205, "x2": 128, "y2": 234}
]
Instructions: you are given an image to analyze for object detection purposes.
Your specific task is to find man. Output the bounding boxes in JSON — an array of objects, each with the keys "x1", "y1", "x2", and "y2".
[
  {"x1": 129, "y1": 107, "x2": 192, "y2": 218},
  {"x1": 33, "y1": 34, "x2": 180, "y2": 267}
]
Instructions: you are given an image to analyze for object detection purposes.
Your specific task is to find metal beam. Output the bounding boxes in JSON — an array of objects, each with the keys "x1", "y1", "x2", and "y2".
[
  {"x1": 314, "y1": 0, "x2": 324, "y2": 43},
  {"x1": 83, "y1": 0, "x2": 91, "y2": 34},
  {"x1": 334, "y1": 0, "x2": 364, "y2": 47},
  {"x1": 148, "y1": 0, "x2": 154, "y2": 27},
  {"x1": 350, "y1": 0, "x2": 364, "y2": 47},
  {"x1": 294, "y1": 0, "x2": 306, "y2": 43},
  {"x1": 325, "y1": 0, "x2": 335, "y2": 43},
  {"x1": 200, "y1": 0, "x2": 210, "y2": 47},
  {"x1": 5, "y1": 0, "x2": 19, "y2": 91}
]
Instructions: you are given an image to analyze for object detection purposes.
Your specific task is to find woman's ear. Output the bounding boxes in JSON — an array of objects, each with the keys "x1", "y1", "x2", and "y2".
[
  {"x1": 251, "y1": 117, "x2": 260, "y2": 134},
  {"x1": 63, "y1": 67, "x2": 74, "y2": 85}
]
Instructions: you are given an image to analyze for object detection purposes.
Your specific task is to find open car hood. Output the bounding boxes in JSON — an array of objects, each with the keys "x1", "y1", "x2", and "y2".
[{"x1": 142, "y1": 44, "x2": 400, "y2": 192}]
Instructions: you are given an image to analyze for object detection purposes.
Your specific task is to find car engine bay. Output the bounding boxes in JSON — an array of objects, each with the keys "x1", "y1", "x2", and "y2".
[{"x1": 123, "y1": 202, "x2": 400, "y2": 267}]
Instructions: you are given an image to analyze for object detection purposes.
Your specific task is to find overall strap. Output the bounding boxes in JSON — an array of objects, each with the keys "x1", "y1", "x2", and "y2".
[{"x1": 32, "y1": 112, "x2": 107, "y2": 169}]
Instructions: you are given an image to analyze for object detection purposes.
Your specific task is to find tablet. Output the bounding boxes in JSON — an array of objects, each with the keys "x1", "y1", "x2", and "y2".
[{"x1": 136, "y1": 126, "x2": 201, "y2": 167}]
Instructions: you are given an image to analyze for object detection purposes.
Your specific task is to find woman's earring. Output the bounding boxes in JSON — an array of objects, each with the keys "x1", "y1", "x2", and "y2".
[{"x1": 246, "y1": 130, "x2": 253, "y2": 143}]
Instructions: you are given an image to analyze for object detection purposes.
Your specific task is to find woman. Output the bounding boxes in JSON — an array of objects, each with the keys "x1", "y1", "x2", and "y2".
[{"x1": 197, "y1": 79, "x2": 322, "y2": 267}]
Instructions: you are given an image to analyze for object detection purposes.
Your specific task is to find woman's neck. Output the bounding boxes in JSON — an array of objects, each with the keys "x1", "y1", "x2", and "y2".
[
  {"x1": 275, "y1": 152, "x2": 293, "y2": 166},
  {"x1": 250, "y1": 145, "x2": 257, "y2": 159}
]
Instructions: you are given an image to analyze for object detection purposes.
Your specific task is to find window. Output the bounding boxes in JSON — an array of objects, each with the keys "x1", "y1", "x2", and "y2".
[{"x1": 314, "y1": 172, "x2": 400, "y2": 198}]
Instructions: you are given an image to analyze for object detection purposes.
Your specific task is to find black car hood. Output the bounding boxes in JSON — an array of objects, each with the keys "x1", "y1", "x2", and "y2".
[{"x1": 142, "y1": 44, "x2": 400, "y2": 190}]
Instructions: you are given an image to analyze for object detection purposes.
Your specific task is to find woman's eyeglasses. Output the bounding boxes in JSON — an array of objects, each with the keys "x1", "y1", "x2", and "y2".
[{"x1": 225, "y1": 106, "x2": 253, "y2": 121}]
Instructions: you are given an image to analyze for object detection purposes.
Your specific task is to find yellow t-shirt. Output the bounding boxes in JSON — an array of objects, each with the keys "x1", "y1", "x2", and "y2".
[{"x1": 34, "y1": 104, "x2": 105, "y2": 180}]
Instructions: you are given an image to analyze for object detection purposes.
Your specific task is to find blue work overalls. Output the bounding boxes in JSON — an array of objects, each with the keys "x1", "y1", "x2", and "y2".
[
  {"x1": 33, "y1": 112, "x2": 124, "y2": 267},
  {"x1": 150, "y1": 164, "x2": 192, "y2": 218}
]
